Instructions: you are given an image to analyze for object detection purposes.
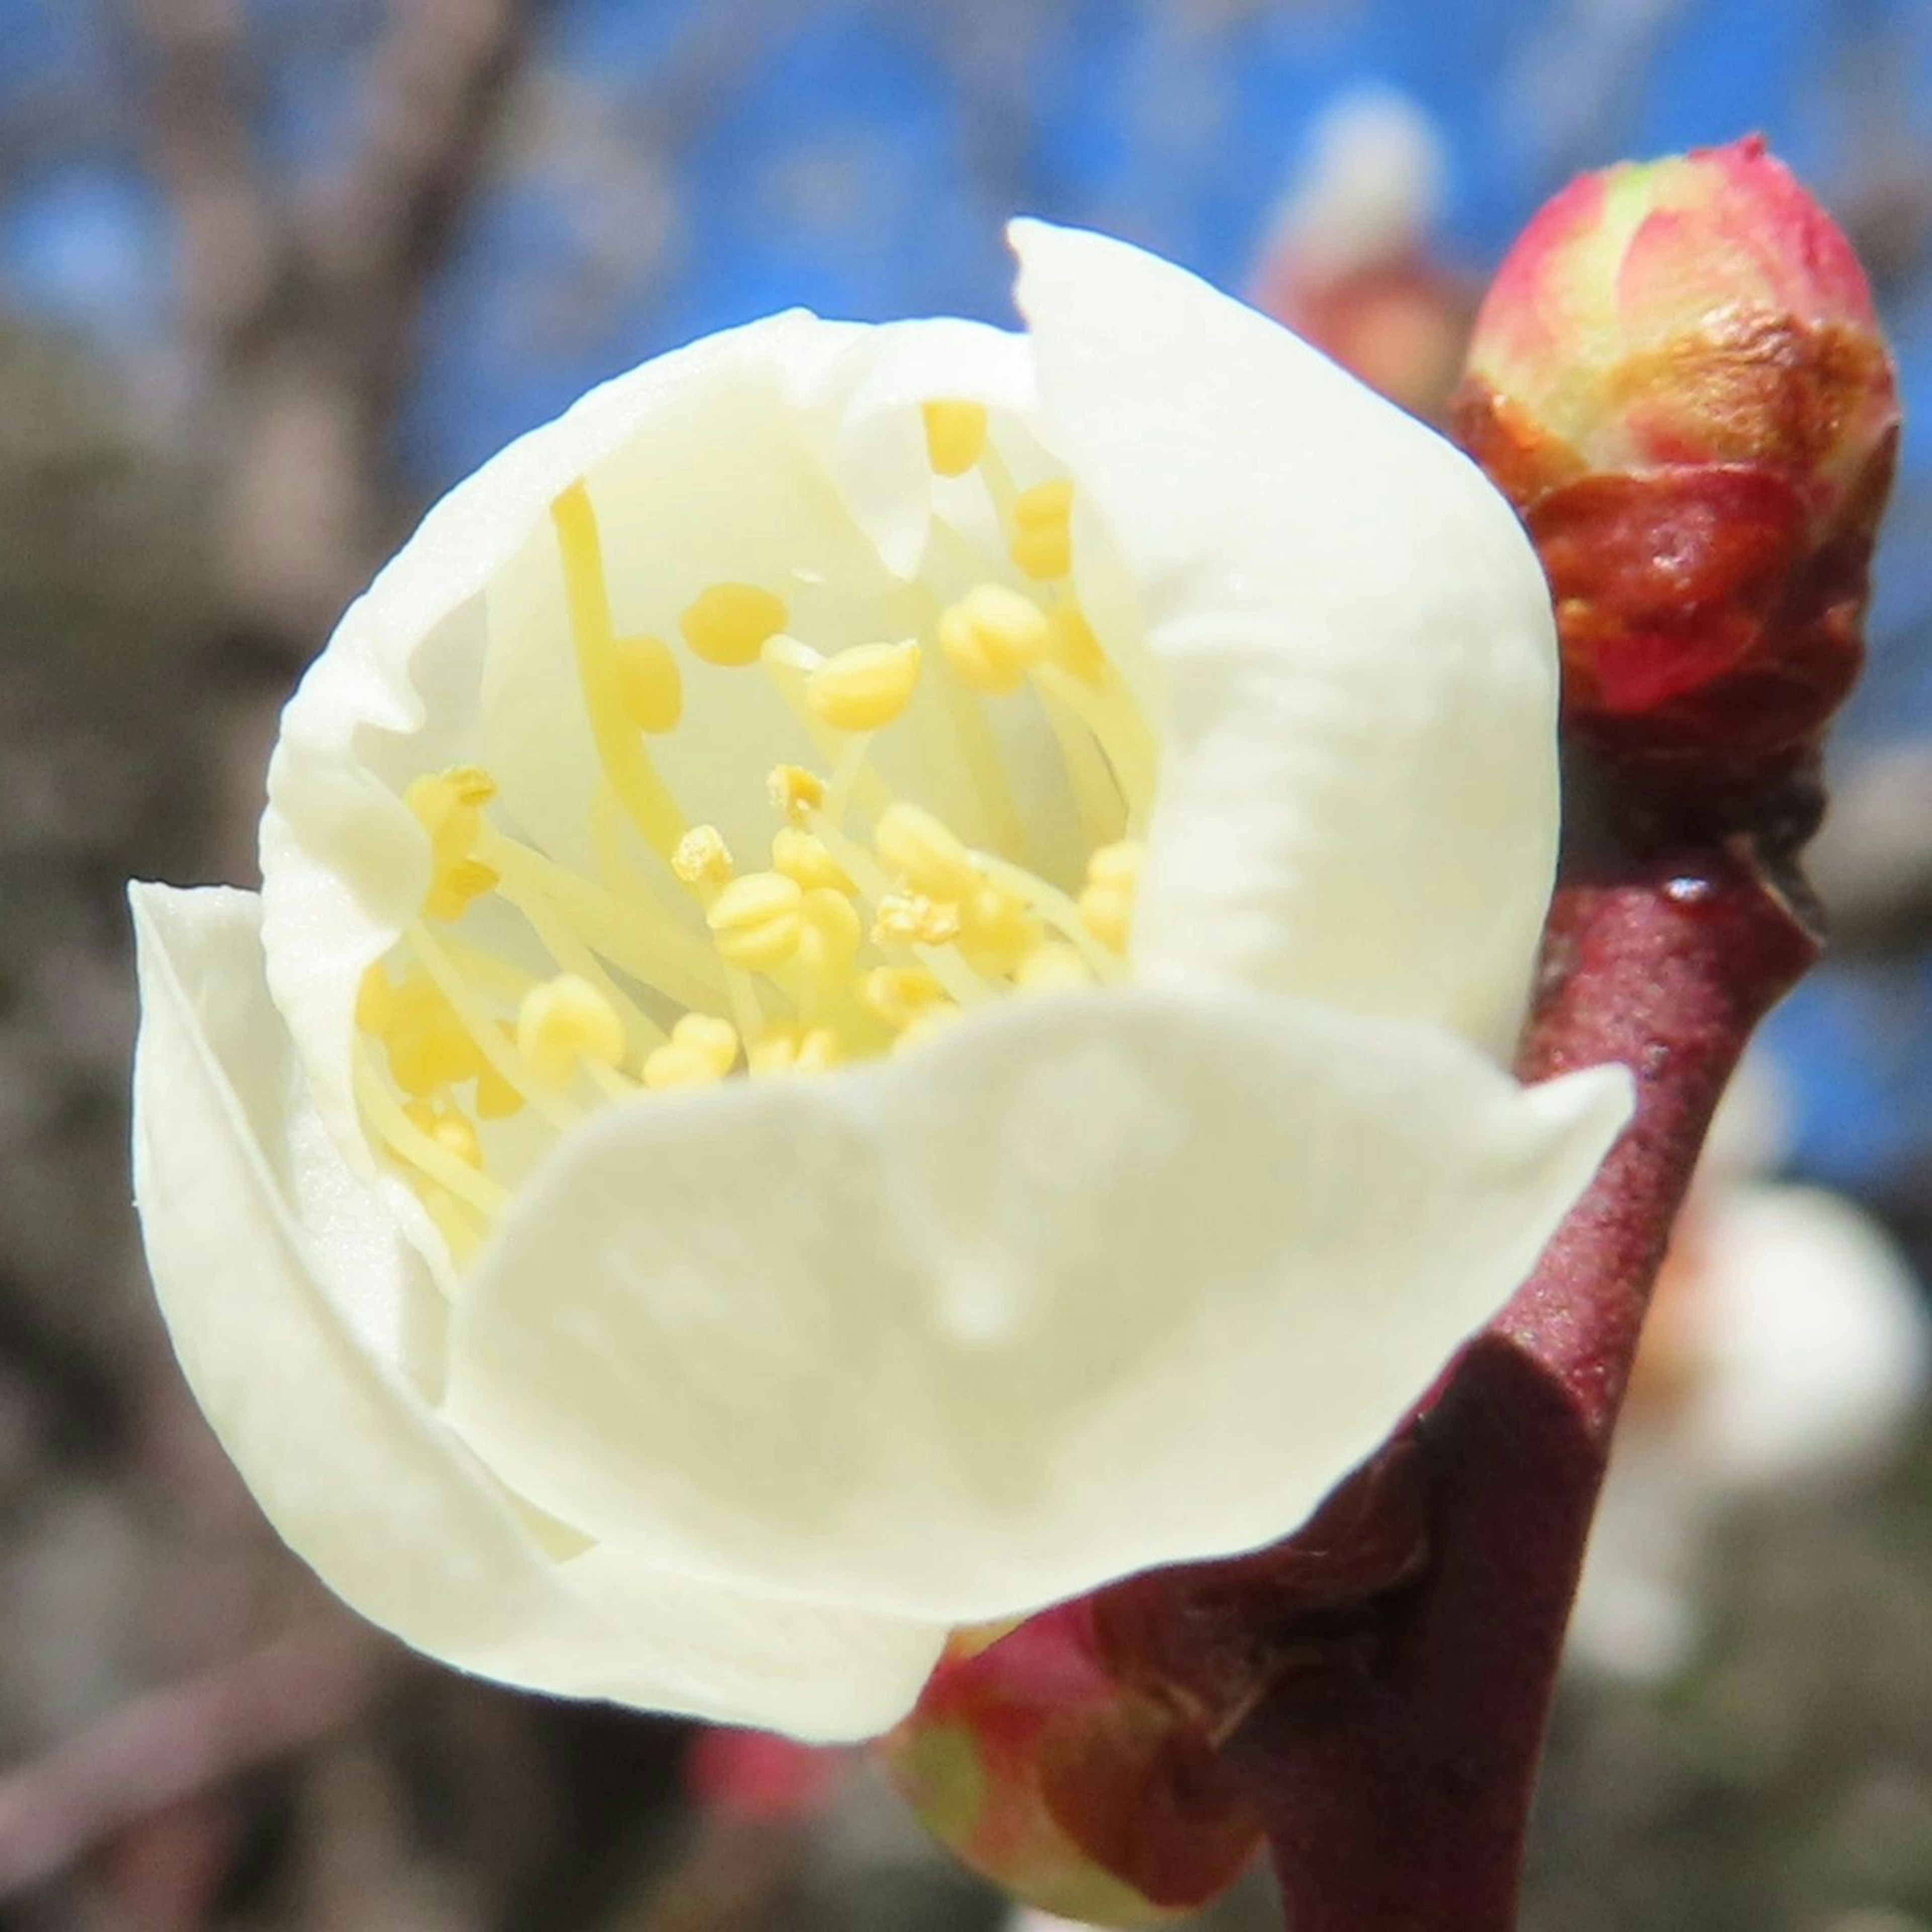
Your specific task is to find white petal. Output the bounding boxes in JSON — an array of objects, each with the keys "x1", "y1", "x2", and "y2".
[
  {"x1": 1012, "y1": 220, "x2": 1561, "y2": 1060},
  {"x1": 130, "y1": 883, "x2": 944, "y2": 1739},
  {"x1": 444, "y1": 985, "x2": 1630, "y2": 1625}
]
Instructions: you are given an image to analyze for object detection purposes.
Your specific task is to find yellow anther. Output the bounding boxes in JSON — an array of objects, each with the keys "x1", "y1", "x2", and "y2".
[
  {"x1": 706, "y1": 870, "x2": 805, "y2": 971},
  {"x1": 1078, "y1": 839, "x2": 1143, "y2": 953},
  {"x1": 922, "y1": 399, "x2": 989, "y2": 477},
  {"x1": 861, "y1": 965, "x2": 947, "y2": 1032},
  {"x1": 873, "y1": 892, "x2": 962, "y2": 949},
  {"x1": 768, "y1": 764, "x2": 826, "y2": 824},
  {"x1": 424, "y1": 857, "x2": 500, "y2": 923},
  {"x1": 672, "y1": 824, "x2": 734, "y2": 889},
  {"x1": 474, "y1": 1034, "x2": 527, "y2": 1121},
  {"x1": 382, "y1": 974, "x2": 481, "y2": 1096},
  {"x1": 1045, "y1": 600, "x2": 1108, "y2": 687},
  {"x1": 356, "y1": 962, "x2": 394, "y2": 1034},
  {"x1": 938, "y1": 583, "x2": 1052, "y2": 696},
  {"x1": 797, "y1": 888, "x2": 862, "y2": 991},
  {"x1": 874, "y1": 801, "x2": 979, "y2": 901},
  {"x1": 749, "y1": 1023, "x2": 843, "y2": 1077},
  {"x1": 958, "y1": 880, "x2": 1043, "y2": 977},
  {"x1": 403, "y1": 1099, "x2": 485, "y2": 1169},
  {"x1": 680, "y1": 583, "x2": 788, "y2": 668},
  {"x1": 516, "y1": 974, "x2": 627, "y2": 1085},
  {"x1": 1014, "y1": 940, "x2": 1097, "y2": 992},
  {"x1": 1011, "y1": 478, "x2": 1075, "y2": 581},
  {"x1": 614, "y1": 634, "x2": 683, "y2": 734},
  {"x1": 772, "y1": 826, "x2": 853, "y2": 895},
  {"x1": 405, "y1": 767, "x2": 501, "y2": 921},
  {"x1": 806, "y1": 639, "x2": 923, "y2": 733},
  {"x1": 642, "y1": 1012, "x2": 741, "y2": 1091}
]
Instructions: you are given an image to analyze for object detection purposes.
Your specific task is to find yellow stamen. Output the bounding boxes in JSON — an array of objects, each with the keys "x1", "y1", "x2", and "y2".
[
  {"x1": 939, "y1": 583, "x2": 1051, "y2": 695},
  {"x1": 873, "y1": 892, "x2": 962, "y2": 949},
  {"x1": 749, "y1": 1023, "x2": 843, "y2": 1077},
  {"x1": 706, "y1": 870, "x2": 805, "y2": 971},
  {"x1": 861, "y1": 965, "x2": 949, "y2": 1032},
  {"x1": 769, "y1": 764, "x2": 826, "y2": 824},
  {"x1": 680, "y1": 582, "x2": 788, "y2": 668},
  {"x1": 923, "y1": 399, "x2": 989, "y2": 477},
  {"x1": 517, "y1": 974, "x2": 627, "y2": 1086},
  {"x1": 772, "y1": 826, "x2": 853, "y2": 895},
  {"x1": 673, "y1": 824, "x2": 735, "y2": 892},
  {"x1": 797, "y1": 887, "x2": 862, "y2": 995},
  {"x1": 874, "y1": 801, "x2": 979, "y2": 902},
  {"x1": 1011, "y1": 478, "x2": 1075, "y2": 581},
  {"x1": 378, "y1": 972, "x2": 482, "y2": 1096},
  {"x1": 403, "y1": 1099, "x2": 486, "y2": 1169},
  {"x1": 1078, "y1": 839, "x2": 1143, "y2": 953},
  {"x1": 807, "y1": 639, "x2": 923, "y2": 733},
  {"x1": 642, "y1": 1012, "x2": 742, "y2": 1091},
  {"x1": 552, "y1": 483, "x2": 686, "y2": 857},
  {"x1": 404, "y1": 767, "x2": 501, "y2": 921},
  {"x1": 958, "y1": 880, "x2": 1043, "y2": 978},
  {"x1": 614, "y1": 634, "x2": 684, "y2": 733}
]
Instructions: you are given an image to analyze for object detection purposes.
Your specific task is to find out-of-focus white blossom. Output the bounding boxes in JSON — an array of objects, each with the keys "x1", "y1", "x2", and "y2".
[
  {"x1": 130, "y1": 221, "x2": 1628, "y2": 1741},
  {"x1": 1571, "y1": 1057, "x2": 1929, "y2": 1682}
]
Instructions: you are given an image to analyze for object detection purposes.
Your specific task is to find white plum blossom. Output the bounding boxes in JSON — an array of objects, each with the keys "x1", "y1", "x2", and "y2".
[
  {"x1": 1570, "y1": 1057, "x2": 1929, "y2": 1682},
  {"x1": 130, "y1": 221, "x2": 1631, "y2": 1742}
]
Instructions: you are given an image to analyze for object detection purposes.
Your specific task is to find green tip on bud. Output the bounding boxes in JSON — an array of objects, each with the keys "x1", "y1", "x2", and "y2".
[
  {"x1": 873, "y1": 1603, "x2": 1262, "y2": 1926},
  {"x1": 1453, "y1": 136, "x2": 1900, "y2": 814}
]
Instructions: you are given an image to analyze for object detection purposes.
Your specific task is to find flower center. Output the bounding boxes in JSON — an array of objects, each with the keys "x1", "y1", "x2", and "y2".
[{"x1": 349, "y1": 397, "x2": 1159, "y2": 1268}]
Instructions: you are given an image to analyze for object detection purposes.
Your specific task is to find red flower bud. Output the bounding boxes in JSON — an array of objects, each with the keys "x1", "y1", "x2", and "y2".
[
  {"x1": 874, "y1": 1603, "x2": 1262, "y2": 1925},
  {"x1": 1453, "y1": 137, "x2": 1899, "y2": 808}
]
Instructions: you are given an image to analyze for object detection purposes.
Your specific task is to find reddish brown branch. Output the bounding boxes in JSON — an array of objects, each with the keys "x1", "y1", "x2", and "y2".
[
  {"x1": 1210, "y1": 852, "x2": 1816, "y2": 1931},
  {"x1": 0, "y1": 1629, "x2": 389, "y2": 1899}
]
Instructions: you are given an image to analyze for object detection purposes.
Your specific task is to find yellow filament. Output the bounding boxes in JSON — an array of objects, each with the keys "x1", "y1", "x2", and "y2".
[
  {"x1": 923, "y1": 399, "x2": 989, "y2": 476},
  {"x1": 477, "y1": 824, "x2": 723, "y2": 1012},
  {"x1": 1034, "y1": 662, "x2": 1159, "y2": 833},
  {"x1": 807, "y1": 639, "x2": 923, "y2": 733},
  {"x1": 681, "y1": 582, "x2": 788, "y2": 667},
  {"x1": 354, "y1": 1045, "x2": 510, "y2": 1220},
  {"x1": 553, "y1": 483, "x2": 687, "y2": 858},
  {"x1": 749, "y1": 1022, "x2": 843, "y2": 1076}
]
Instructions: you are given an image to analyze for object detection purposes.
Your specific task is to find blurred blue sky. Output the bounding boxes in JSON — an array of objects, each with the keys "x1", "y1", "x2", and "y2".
[{"x1": 4, "y1": 0, "x2": 1930, "y2": 1193}]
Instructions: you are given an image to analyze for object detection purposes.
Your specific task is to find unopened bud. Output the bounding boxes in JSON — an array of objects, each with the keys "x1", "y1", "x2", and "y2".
[
  {"x1": 874, "y1": 1602, "x2": 1261, "y2": 1925},
  {"x1": 1454, "y1": 137, "x2": 1899, "y2": 805}
]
